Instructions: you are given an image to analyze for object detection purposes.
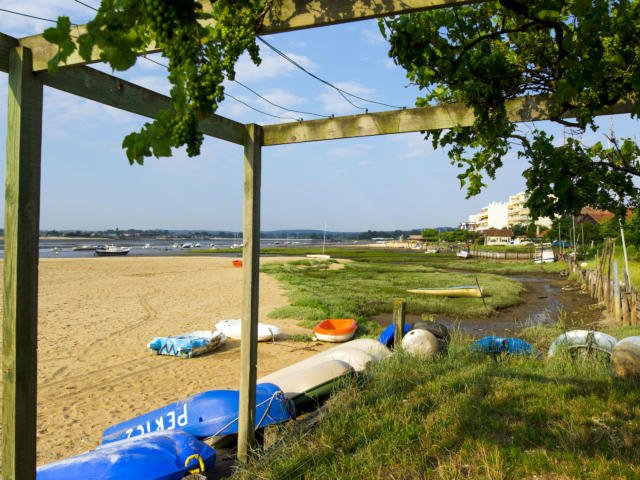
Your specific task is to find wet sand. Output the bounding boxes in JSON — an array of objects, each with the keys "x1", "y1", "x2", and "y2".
[{"x1": 0, "y1": 256, "x2": 333, "y2": 467}]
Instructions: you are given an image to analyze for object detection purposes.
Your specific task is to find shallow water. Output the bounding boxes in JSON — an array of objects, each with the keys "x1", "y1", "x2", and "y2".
[{"x1": 373, "y1": 273, "x2": 601, "y2": 337}]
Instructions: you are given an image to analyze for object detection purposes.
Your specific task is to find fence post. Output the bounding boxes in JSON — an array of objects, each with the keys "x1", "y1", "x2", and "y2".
[
  {"x1": 613, "y1": 262, "x2": 622, "y2": 324},
  {"x1": 631, "y1": 293, "x2": 638, "y2": 326},
  {"x1": 393, "y1": 299, "x2": 406, "y2": 348}
]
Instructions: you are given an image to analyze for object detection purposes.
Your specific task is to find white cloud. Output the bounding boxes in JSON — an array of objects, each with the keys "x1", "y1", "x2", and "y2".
[
  {"x1": 391, "y1": 132, "x2": 434, "y2": 159},
  {"x1": 288, "y1": 40, "x2": 307, "y2": 48},
  {"x1": 328, "y1": 144, "x2": 372, "y2": 159},
  {"x1": 234, "y1": 49, "x2": 316, "y2": 83},
  {"x1": 318, "y1": 82, "x2": 375, "y2": 115},
  {"x1": 362, "y1": 28, "x2": 385, "y2": 45},
  {"x1": 0, "y1": 1, "x2": 94, "y2": 38}
]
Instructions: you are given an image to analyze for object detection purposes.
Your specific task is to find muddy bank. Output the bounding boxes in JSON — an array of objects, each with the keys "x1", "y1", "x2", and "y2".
[{"x1": 373, "y1": 273, "x2": 603, "y2": 337}]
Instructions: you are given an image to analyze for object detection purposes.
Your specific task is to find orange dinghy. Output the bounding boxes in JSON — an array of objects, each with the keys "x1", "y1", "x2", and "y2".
[
  {"x1": 232, "y1": 260, "x2": 243, "y2": 267},
  {"x1": 314, "y1": 319, "x2": 358, "y2": 343}
]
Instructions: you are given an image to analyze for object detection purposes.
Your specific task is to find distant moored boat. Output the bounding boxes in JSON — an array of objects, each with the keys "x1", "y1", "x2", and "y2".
[{"x1": 94, "y1": 245, "x2": 131, "y2": 256}]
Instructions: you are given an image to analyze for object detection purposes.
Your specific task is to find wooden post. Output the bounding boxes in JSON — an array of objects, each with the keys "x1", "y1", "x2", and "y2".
[
  {"x1": 237, "y1": 124, "x2": 263, "y2": 463},
  {"x1": 622, "y1": 294, "x2": 630, "y2": 326},
  {"x1": 393, "y1": 299, "x2": 406, "y2": 348},
  {"x1": 613, "y1": 262, "x2": 622, "y2": 325},
  {"x1": 3, "y1": 46, "x2": 42, "y2": 480},
  {"x1": 631, "y1": 293, "x2": 637, "y2": 326}
]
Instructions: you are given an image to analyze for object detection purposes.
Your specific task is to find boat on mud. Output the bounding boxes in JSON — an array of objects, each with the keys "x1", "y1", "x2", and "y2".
[{"x1": 406, "y1": 286, "x2": 483, "y2": 298}]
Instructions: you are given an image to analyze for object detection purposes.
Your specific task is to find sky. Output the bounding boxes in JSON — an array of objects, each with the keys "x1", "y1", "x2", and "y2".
[{"x1": 0, "y1": 1, "x2": 638, "y2": 232}]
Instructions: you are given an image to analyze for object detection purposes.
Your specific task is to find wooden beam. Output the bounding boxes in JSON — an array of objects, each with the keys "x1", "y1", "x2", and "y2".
[
  {"x1": 3, "y1": 46, "x2": 43, "y2": 480},
  {"x1": 262, "y1": 96, "x2": 637, "y2": 145},
  {"x1": 19, "y1": 0, "x2": 480, "y2": 71},
  {"x1": 237, "y1": 123, "x2": 263, "y2": 463}
]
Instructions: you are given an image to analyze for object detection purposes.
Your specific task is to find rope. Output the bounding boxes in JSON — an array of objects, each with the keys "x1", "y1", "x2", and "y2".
[{"x1": 209, "y1": 390, "x2": 293, "y2": 438}]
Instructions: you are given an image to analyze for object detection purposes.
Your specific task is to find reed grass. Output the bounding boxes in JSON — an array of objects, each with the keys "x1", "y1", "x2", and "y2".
[{"x1": 261, "y1": 260, "x2": 524, "y2": 337}]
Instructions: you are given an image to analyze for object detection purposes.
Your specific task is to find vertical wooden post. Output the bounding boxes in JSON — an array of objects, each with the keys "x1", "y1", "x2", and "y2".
[
  {"x1": 237, "y1": 124, "x2": 263, "y2": 463},
  {"x1": 631, "y1": 293, "x2": 637, "y2": 326},
  {"x1": 3, "y1": 46, "x2": 42, "y2": 480},
  {"x1": 393, "y1": 299, "x2": 406, "y2": 348},
  {"x1": 613, "y1": 262, "x2": 622, "y2": 325}
]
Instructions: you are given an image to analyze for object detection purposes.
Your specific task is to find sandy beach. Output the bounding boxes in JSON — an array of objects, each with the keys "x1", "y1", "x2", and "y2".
[{"x1": 0, "y1": 255, "x2": 330, "y2": 467}]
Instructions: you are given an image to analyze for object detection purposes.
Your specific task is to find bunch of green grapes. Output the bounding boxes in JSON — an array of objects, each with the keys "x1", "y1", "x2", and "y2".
[{"x1": 135, "y1": 0, "x2": 266, "y2": 159}]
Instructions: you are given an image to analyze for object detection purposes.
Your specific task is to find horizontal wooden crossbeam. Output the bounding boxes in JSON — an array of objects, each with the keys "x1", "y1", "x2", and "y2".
[
  {"x1": 19, "y1": 0, "x2": 480, "y2": 72},
  {"x1": 262, "y1": 96, "x2": 637, "y2": 145},
  {"x1": 1, "y1": 33, "x2": 245, "y2": 145}
]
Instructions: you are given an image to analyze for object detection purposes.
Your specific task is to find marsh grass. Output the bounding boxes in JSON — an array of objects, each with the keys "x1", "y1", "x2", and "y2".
[
  {"x1": 261, "y1": 260, "x2": 525, "y2": 336},
  {"x1": 235, "y1": 325, "x2": 640, "y2": 480}
]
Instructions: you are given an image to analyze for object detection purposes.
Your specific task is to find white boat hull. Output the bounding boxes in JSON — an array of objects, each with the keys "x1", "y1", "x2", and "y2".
[
  {"x1": 215, "y1": 319, "x2": 281, "y2": 341},
  {"x1": 314, "y1": 331, "x2": 355, "y2": 342},
  {"x1": 547, "y1": 330, "x2": 618, "y2": 357}
]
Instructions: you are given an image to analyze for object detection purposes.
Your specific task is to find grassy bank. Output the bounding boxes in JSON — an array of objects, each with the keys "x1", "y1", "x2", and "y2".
[
  {"x1": 262, "y1": 259, "x2": 525, "y2": 336},
  {"x1": 235, "y1": 325, "x2": 640, "y2": 479}
]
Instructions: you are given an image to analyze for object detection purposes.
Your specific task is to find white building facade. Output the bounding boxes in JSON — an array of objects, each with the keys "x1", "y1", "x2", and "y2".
[{"x1": 475, "y1": 202, "x2": 508, "y2": 231}]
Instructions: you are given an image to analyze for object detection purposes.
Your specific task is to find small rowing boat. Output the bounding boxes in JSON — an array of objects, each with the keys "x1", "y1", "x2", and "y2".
[
  {"x1": 407, "y1": 286, "x2": 483, "y2": 298},
  {"x1": 313, "y1": 318, "x2": 357, "y2": 342},
  {"x1": 37, "y1": 431, "x2": 216, "y2": 480},
  {"x1": 147, "y1": 331, "x2": 226, "y2": 358},
  {"x1": 215, "y1": 319, "x2": 280, "y2": 341}
]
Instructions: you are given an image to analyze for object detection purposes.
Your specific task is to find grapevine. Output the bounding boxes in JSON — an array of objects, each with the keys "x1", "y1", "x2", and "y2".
[{"x1": 44, "y1": 0, "x2": 274, "y2": 164}]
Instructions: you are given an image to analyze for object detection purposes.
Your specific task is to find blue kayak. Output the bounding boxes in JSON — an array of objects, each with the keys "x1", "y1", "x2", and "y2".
[
  {"x1": 37, "y1": 431, "x2": 215, "y2": 480},
  {"x1": 102, "y1": 382, "x2": 294, "y2": 444},
  {"x1": 471, "y1": 336, "x2": 541, "y2": 357},
  {"x1": 377, "y1": 323, "x2": 412, "y2": 348},
  {"x1": 147, "y1": 330, "x2": 226, "y2": 358}
]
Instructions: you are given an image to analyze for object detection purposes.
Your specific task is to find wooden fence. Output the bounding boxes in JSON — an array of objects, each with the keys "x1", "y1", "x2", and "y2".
[{"x1": 567, "y1": 239, "x2": 638, "y2": 326}]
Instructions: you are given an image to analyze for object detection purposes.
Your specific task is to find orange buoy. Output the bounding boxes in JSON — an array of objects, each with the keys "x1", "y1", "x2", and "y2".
[
  {"x1": 232, "y1": 260, "x2": 243, "y2": 267},
  {"x1": 314, "y1": 318, "x2": 357, "y2": 342}
]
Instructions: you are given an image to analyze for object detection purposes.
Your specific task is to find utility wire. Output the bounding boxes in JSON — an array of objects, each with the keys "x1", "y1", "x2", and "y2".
[
  {"x1": 256, "y1": 36, "x2": 366, "y2": 112},
  {"x1": 0, "y1": 7, "x2": 59, "y2": 23},
  {"x1": 225, "y1": 93, "x2": 301, "y2": 122},
  {"x1": 136, "y1": 54, "x2": 318, "y2": 122},
  {"x1": 256, "y1": 35, "x2": 405, "y2": 111},
  {"x1": 72, "y1": 0, "x2": 98, "y2": 12},
  {"x1": 233, "y1": 79, "x2": 330, "y2": 119}
]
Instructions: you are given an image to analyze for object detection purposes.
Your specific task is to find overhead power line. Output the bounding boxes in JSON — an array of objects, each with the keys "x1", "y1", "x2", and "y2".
[
  {"x1": 224, "y1": 93, "x2": 301, "y2": 122},
  {"x1": 0, "y1": 7, "x2": 58, "y2": 23},
  {"x1": 233, "y1": 79, "x2": 330, "y2": 119},
  {"x1": 72, "y1": 0, "x2": 98, "y2": 12},
  {"x1": 256, "y1": 35, "x2": 406, "y2": 112}
]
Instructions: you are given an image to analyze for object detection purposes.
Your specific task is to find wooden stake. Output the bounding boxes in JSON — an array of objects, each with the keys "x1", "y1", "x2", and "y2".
[
  {"x1": 631, "y1": 293, "x2": 637, "y2": 326},
  {"x1": 613, "y1": 262, "x2": 622, "y2": 325},
  {"x1": 3, "y1": 46, "x2": 42, "y2": 480},
  {"x1": 393, "y1": 299, "x2": 406, "y2": 348},
  {"x1": 237, "y1": 124, "x2": 263, "y2": 463}
]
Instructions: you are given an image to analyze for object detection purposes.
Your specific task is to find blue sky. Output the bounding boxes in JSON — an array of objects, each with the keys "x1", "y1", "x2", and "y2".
[{"x1": 0, "y1": 1, "x2": 638, "y2": 231}]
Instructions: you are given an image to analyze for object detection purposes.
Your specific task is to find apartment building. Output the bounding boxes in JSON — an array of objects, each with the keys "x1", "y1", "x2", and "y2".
[{"x1": 475, "y1": 202, "x2": 508, "y2": 231}]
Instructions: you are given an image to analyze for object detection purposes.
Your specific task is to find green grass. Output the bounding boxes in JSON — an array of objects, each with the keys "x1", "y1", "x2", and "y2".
[
  {"x1": 261, "y1": 259, "x2": 525, "y2": 337},
  {"x1": 580, "y1": 253, "x2": 640, "y2": 290},
  {"x1": 234, "y1": 325, "x2": 640, "y2": 480}
]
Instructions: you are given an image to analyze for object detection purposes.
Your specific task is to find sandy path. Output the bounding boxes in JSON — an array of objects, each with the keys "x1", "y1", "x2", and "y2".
[{"x1": 0, "y1": 256, "x2": 329, "y2": 466}]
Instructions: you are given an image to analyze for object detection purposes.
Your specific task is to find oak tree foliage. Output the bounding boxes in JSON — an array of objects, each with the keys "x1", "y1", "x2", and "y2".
[{"x1": 382, "y1": 0, "x2": 640, "y2": 219}]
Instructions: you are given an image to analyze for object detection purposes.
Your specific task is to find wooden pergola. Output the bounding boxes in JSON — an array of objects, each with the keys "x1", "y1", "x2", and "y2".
[{"x1": 1, "y1": 1, "x2": 635, "y2": 478}]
